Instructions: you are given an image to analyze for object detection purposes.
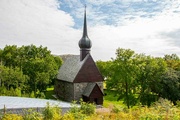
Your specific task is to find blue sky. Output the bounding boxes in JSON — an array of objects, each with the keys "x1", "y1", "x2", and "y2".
[
  {"x1": 59, "y1": 0, "x2": 165, "y2": 28},
  {"x1": 0, "y1": 0, "x2": 180, "y2": 60}
]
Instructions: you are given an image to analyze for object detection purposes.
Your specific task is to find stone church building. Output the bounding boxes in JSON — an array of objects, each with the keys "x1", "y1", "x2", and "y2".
[{"x1": 54, "y1": 8, "x2": 104, "y2": 105}]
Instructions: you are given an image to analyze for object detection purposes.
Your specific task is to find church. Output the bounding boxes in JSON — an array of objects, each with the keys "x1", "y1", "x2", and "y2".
[{"x1": 54, "y1": 7, "x2": 104, "y2": 105}]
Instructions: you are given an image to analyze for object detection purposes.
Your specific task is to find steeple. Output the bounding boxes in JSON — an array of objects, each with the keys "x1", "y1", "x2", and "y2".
[{"x1": 79, "y1": 5, "x2": 92, "y2": 61}]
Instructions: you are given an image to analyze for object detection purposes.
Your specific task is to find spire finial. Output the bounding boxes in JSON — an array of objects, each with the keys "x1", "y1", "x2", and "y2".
[
  {"x1": 83, "y1": 4, "x2": 87, "y2": 37},
  {"x1": 78, "y1": 5, "x2": 92, "y2": 61}
]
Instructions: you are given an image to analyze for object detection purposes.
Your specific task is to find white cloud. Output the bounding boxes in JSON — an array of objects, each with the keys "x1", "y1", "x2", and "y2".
[
  {"x1": 0, "y1": 0, "x2": 180, "y2": 61},
  {"x1": 0, "y1": 0, "x2": 80, "y2": 55},
  {"x1": 89, "y1": 0, "x2": 180, "y2": 60}
]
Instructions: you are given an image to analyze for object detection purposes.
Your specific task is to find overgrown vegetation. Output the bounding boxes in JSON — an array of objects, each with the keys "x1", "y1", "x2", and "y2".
[{"x1": 1, "y1": 98, "x2": 180, "y2": 120}]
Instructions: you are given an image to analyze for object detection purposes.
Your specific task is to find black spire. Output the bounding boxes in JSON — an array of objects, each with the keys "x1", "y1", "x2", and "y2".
[
  {"x1": 79, "y1": 5, "x2": 92, "y2": 61},
  {"x1": 82, "y1": 5, "x2": 88, "y2": 38}
]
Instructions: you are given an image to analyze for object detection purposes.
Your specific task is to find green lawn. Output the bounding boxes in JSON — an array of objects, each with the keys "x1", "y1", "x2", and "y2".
[{"x1": 103, "y1": 89, "x2": 126, "y2": 108}]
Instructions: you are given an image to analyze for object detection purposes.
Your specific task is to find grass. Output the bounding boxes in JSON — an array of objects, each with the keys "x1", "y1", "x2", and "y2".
[
  {"x1": 45, "y1": 87, "x2": 55, "y2": 99},
  {"x1": 103, "y1": 89, "x2": 126, "y2": 108}
]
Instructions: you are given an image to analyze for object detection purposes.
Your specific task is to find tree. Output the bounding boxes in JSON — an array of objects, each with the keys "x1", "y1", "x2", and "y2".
[
  {"x1": 154, "y1": 68, "x2": 180, "y2": 104},
  {"x1": 102, "y1": 48, "x2": 168, "y2": 107},
  {"x1": 20, "y1": 45, "x2": 62, "y2": 94},
  {"x1": 106, "y1": 48, "x2": 139, "y2": 108},
  {"x1": 0, "y1": 65, "x2": 28, "y2": 90},
  {"x1": 0, "y1": 45, "x2": 62, "y2": 96},
  {"x1": 136, "y1": 56, "x2": 167, "y2": 106},
  {"x1": 164, "y1": 54, "x2": 180, "y2": 71},
  {"x1": 96, "y1": 60, "x2": 112, "y2": 80},
  {"x1": 0, "y1": 45, "x2": 18, "y2": 67}
]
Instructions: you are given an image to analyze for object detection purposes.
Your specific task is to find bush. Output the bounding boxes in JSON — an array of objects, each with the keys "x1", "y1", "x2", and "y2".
[
  {"x1": 62, "y1": 113, "x2": 75, "y2": 120},
  {"x1": 69, "y1": 100, "x2": 95, "y2": 120},
  {"x1": 151, "y1": 97, "x2": 174, "y2": 112},
  {"x1": 2, "y1": 114, "x2": 23, "y2": 120},
  {"x1": 69, "y1": 101, "x2": 80, "y2": 114},
  {"x1": 112, "y1": 105, "x2": 121, "y2": 113},
  {"x1": 80, "y1": 100, "x2": 95, "y2": 115},
  {"x1": 42, "y1": 102, "x2": 62, "y2": 120},
  {"x1": 22, "y1": 109, "x2": 42, "y2": 120},
  {"x1": 30, "y1": 91, "x2": 35, "y2": 98}
]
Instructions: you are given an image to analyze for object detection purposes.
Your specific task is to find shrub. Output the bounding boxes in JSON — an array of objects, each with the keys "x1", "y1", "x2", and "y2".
[
  {"x1": 2, "y1": 114, "x2": 23, "y2": 120},
  {"x1": 69, "y1": 100, "x2": 95, "y2": 120},
  {"x1": 69, "y1": 101, "x2": 80, "y2": 114},
  {"x1": 112, "y1": 105, "x2": 121, "y2": 113},
  {"x1": 30, "y1": 91, "x2": 35, "y2": 98},
  {"x1": 62, "y1": 113, "x2": 75, "y2": 120},
  {"x1": 151, "y1": 98, "x2": 174, "y2": 112},
  {"x1": 80, "y1": 100, "x2": 95, "y2": 115},
  {"x1": 22, "y1": 109, "x2": 42, "y2": 120},
  {"x1": 42, "y1": 102, "x2": 62, "y2": 120}
]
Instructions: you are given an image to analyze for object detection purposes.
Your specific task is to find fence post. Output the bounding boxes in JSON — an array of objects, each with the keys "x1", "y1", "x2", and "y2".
[{"x1": 3, "y1": 104, "x2": 6, "y2": 114}]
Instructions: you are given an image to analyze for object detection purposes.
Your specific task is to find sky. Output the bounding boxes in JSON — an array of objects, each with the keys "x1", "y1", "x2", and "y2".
[{"x1": 0, "y1": 0, "x2": 180, "y2": 61}]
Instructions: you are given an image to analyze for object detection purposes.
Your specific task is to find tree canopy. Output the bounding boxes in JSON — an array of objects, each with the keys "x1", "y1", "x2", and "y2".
[
  {"x1": 97, "y1": 48, "x2": 180, "y2": 108},
  {"x1": 0, "y1": 45, "x2": 62, "y2": 97}
]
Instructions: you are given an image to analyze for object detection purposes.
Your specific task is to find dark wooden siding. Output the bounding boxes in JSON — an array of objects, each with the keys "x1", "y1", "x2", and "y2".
[
  {"x1": 83, "y1": 84, "x2": 103, "y2": 105},
  {"x1": 74, "y1": 55, "x2": 103, "y2": 83}
]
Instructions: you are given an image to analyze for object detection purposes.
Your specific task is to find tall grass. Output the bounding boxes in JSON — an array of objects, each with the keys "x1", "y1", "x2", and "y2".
[{"x1": 2, "y1": 98, "x2": 180, "y2": 120}]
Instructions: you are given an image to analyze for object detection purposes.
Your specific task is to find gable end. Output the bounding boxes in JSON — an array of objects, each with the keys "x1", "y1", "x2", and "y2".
[{"x1": 74, "y1": 54, "x2": 103, "y2": 83}]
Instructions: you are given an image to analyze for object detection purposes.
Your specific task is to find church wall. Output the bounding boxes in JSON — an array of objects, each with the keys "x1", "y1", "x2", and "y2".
[
  {"x1": 74, "y1": 82, "x2": 88, "y2": 101},
  {"x1": 54, "y1": 80, "x2": 74, "y2": 102}
]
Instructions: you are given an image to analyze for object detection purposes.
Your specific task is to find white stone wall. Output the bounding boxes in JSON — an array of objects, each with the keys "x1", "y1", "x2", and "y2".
[{"x1": 74, "y1": 82, "x2": 88, "y2": 101}]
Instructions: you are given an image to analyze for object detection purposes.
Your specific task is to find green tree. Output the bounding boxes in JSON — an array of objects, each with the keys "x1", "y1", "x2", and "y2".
[
  {"x1": 21, "y1": 45, "x2": 62, "y2": 94},
  {"x1": 0, "y1": 45, "x2": 18, "y2": 67},
  {"x1": 164, "y1": 54, "x2": 180, "y2": 71},
  {"x1": 155, "y1": 68, "x2": 180, "y2": 104},
  {"x1": 136, "y1": 56, "x2": 167, "y2": 106},
  {"x1": 102, "y1": 48, "x2": 168, "y2": 107},
  {"x1": 0, "y1": 44, "x2": 62, "y2": 96},
  {"x1": 96, "y1": 60, "x2": 112, "y2": 80},
  {"x1": 106, "y1": 48, "x2": 139, "y2": 108},
  {"x1": 0, "y1": 65, "x2": 28, "y2": 90}
]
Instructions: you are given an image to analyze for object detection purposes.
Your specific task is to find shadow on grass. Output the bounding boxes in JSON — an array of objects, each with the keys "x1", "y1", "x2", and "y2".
[{"x1": 45, "y1": 88, "x2": 56, "y2": 99}]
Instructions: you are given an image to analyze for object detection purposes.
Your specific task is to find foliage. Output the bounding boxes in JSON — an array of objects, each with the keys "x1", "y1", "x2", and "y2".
[
  {"x1": 45, "y1": 87, "x2": 55, "y2": 99},
  {"x1": 97, "y1": 48, "x2": 179, "y2": 108},
  {"x1": 1, "y1": 98, "x2": 180, "y2": 120},
  {"x1": 22, "y1": 109, "x2": 42, "y2": 120},
  {"x1": 1, "y1": 114, "x2": 23, "y2": 120},
  {"x1": 156, "y1": 69, "x2": 180, "y2": 104},
  {"x1": 105, "y1": 48, "x2": 139, "y2": 108},
  {"x1": 42, "y1": 102, "x2": 62, "y2": 120},
  {"x1": 69, "y1": 101, "x2": 80, "y2": 114},
  {"x1": 136, "y1": 56, "x2": 167, "y2": 106},
  {"x1": 0, "y1": 65, "x2": 28, "y2": 90},
  {"x1": 0, "y1": 86, "x2": 22, "y2": 96},
  {"x1": 80, "y1": 100, "x2": 96, "y2": 115},
  {"x1": 68, "y1": 100, "x2": 95, "y2": 120},
  {"x1": 0, "y1": 45, "x2": 62, "y2": 98}
]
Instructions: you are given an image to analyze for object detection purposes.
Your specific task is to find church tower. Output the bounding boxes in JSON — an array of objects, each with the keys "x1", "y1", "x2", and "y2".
[
  {"x1": 55, "y1": 6, "x2": 104, "y2": 105},
  {"x1": 79, "y1": 6, "x2": 92, "y2": 61}
]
